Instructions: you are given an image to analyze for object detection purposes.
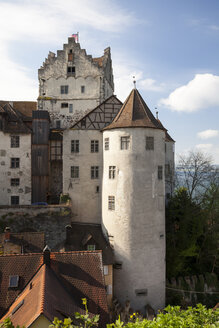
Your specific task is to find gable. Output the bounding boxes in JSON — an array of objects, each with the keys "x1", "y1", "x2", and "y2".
[{"x1": 71, "y1": 95, "x2": 122, "y2": 130}]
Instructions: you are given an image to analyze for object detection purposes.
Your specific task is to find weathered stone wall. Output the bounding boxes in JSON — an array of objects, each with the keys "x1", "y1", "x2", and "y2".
[
  {"x1": 63, "y1": 129, "x2": 102, "y2": 223},
  {"x1": 165, "y1": 140, "x2": 175, "y2": 199},
  {"x1": 166, "y1": 273, "x2": 219, "y2": 308},
  {"x1": 0, "y1": 133, "x2": 31, "y2": 205},
  {"x1": 0, "y1": 206, "x2": 72, "y2": 249}
]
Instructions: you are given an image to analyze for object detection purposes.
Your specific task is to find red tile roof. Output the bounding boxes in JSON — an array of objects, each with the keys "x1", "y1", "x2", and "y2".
[
  {"x1": 0, "y1": 251, "x2": 109, "y2": 327},
  {"x1": 103, "y1": 88, "x2": 165, "y2": 131}
]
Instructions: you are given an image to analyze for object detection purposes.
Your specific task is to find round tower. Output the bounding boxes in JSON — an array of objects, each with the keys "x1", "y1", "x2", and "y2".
[{"x1": 102, "y1": 89, "x2": 166, "y2": 313}]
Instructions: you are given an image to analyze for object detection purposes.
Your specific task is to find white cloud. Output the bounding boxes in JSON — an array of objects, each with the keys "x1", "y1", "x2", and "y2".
[
  {"x1": 160, "y1": 74, "x2": 219, "y2": 112},
  {"x1": 0, "y1": 0, "x2": 139, "y2": 100},
  {"x1": 197, "y1": 129, "x2": 219, "y2": 139},
  {"x1": 195, "y1": 143, "x2": 213, "y2": 151}
]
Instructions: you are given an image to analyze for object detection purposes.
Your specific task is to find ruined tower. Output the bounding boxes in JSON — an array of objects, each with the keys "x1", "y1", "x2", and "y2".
[{"x1": 38, "y1": 37, "x2": 114, "y2": 129}]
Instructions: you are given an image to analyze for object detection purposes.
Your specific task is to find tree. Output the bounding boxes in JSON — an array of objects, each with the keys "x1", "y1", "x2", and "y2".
[{"x1": 176, "y1": 151, "x2": 218, "y2": 201}]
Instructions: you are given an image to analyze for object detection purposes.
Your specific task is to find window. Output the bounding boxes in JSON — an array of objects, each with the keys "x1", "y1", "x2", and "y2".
[
  {"x1": 67, "y1": 66, "x2": 75, "y2": 75},
  {"x1": 81, "y1": 85, "x2": 85, "y2": 93},
  {"x1": 104, "y1": 138, "x2": 109, "y2": 150},
  {"x1": 96, "y1": 186, "x2": 99, "y2": 193},
  {"x1": 106, "y1": 285, "x2": 112, "y2": 295},
  {"x1": 108, "y1": 196, "x2": 115, "y2": 210},
  {"x1": 135, "y1": 289, "x2": 148, "y2": 296},
  {"x1": 60, "y1": 85, "x2": 68, "y2": 94},
  {"x1": 61, "y1": 103, "x2": 68, "y2": 108},
  {"x1": 91, "y1": 166, "x2": 99, "y2": 179},
  {"x1": 56, "y1": 120, "x2": 61, "y2": 129},
  {"x1": 109, "y1": 166, "x2": 116, "y2": 179},
  {"x1": 11, "y1": 136, "x2": 20, "y2": 148},
  {"x1": 9, "y1": 275, "x2": 19, "y2": 288},
  {"x1": 121, "y1": 136, "x2": 130, "y2": 150},
  {"x1": 71, "y1": 140, "x2": 79, "y2": 153},
  {"x1": 12, "y1": 300, "x2": 24, "y2": 315},
  {"x1": 50, "y1": 140, "x2": 62, "y2": 160},
  {"x1": 68, "y1": 51, "x2": 73, "y2": 61},
  {"x1": 146, "y1": 136, "x2": 154, "y2": 150},
  {"x1": 71, "y1": 166, "x2": 79, "y2": 178},
  {"x1": 103, "y1": 265, "x2": 109, "y2": 275},
  {"x1": 114, "y1": 262, "x2": 122, "y2": 269},
  {"x1": 158, "y1": 166, "x2": 163, "y2": 180},
  {"x1": 91, "y1": 140, "x2": 99, "y2": 153},
  {"x1": 11, "y1": 196, "x2": 19, "y2": 205},
  {"x1": 69, "y1": 104, "x2": 73, "y2": 113},
  {"x1": 11, "y1": 158, "x2": 19, "y2": 168},
  {"x1": 11, "y1": 178, "x2": 20, "y2": 186},
  {"x1": 87, "y1": 244, "x2": 96, "y2": 251}
]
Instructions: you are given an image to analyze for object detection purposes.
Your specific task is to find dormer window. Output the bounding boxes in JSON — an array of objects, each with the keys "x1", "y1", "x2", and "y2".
[
  {"x1": 87, "y1": 244, "x2": 96, "y2": 251},
  {"x1": 9, "y1": 275, "x2": 19, "y2": 288}
]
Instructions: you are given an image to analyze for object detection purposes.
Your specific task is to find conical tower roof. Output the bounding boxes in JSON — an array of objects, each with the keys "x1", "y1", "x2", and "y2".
[{"x1": 103, "y1": 88, "x2": 165, "y2": 130}]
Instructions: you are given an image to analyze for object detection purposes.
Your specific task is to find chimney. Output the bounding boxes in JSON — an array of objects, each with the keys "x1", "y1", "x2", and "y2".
[
  {"x1": 4, "y1": 227, "x2": 11, "y2": 242},
  {"x1": 65, "y1": 225, "x2": 72, "y2": 244},
  {"x1": 43, "y1": 245, "x2": 51, "y2": 266}
]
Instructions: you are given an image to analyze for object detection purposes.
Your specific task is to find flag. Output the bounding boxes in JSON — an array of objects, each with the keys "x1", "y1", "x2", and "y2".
[{"x1": 71, "y1": 33, "x2": 79, "y2": 42}]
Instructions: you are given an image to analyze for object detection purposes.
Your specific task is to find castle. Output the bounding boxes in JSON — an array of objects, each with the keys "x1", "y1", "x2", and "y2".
[{"x1": 0, "y1": 36, "x2": 175, "y2": 314}]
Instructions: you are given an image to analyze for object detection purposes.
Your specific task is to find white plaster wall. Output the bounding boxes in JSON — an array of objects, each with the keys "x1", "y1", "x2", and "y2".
[
  {"x1": 102, "y1": 128, "x2": 166, "y2": 312},
  {"x1": 63, "y1": 129, "x2": 103, "y2": 223},
  {"x1": 0, "y1": 133, "x2": 31, "y2": 205}
]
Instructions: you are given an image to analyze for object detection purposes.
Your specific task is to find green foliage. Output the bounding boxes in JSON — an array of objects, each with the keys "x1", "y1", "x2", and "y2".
[
  {"x1": 166, "y1": 187, "x2": 204, "y2": 277},
  {"x1": 50, "y1": 298, "x2": 99, "y2": 328},
  {"x1": 108, "y1": 305, "x2": 219, "y2": 328},
  {"x1": 0, "y1": 318, "x2": 24, "y2": 328}
]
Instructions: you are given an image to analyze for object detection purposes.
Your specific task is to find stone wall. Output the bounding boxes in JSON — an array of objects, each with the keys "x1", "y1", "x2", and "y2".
[
  {"x1": 166, "y1": 273, "x2": 219, "y2": 308},
  {"x1": 0, "y1": 205, "x2": 72, "y2": 249}
]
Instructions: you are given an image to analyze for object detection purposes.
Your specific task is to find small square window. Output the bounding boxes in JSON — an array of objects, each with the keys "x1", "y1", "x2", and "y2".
[
  {"x1": 11, "y1": 158, "x2": 20, "y2": 168},
  {"x1": 91, "y1": 140, "x2": 99, "y2": 153},
  {"x1": 71, "y1": 166, "x2": 79, "y2": 178},
  {"x1": 71, "y1": 140, "x2": 79, "y2": 153},
  {"x1": 96, "y1": 186, "x2": 100, "y2": 193},
  {"x1": 146, "y1": 137, "x2": 154, "y2": 150},
  {"x1": 11, "y1": 178, "x2": 20, "y2": 186},
  {"x1": 121, "y1": 136, "x2": 130, "y2": 150},
  {"x1": 109, "y1": 166, "x2": 116, "y2": 179},
  {"x1": 11, "y1": 196, "x2": 19, "y2": 205},
  {"x1": 11, "y1": 136, "x2": 20, "y2": 148},
  {"x1": 104, "y1": 138, "x2": 109, "y2": 150},
  {"x1": 158, "y1": 166, "x2": 163, "y2": 180},
  {"x1": 87, "y1": 244, "x2": 95, "y2": 251},
  {"x1": 61, "y1": 103, "x2": 68, "y2": 108},
  {"x1": 60, "y1": 85, "x2": 68, "y2": 94},
  {"x1": 81, "y1": 86, "x2": 85, "y2": 93},
  {"x1": 106, "y1": 284, "x2": 112, "y2": 295},
  {"x1": 69, "y1": 104, "x2": 73, "y2": 113},
  {"x1": 91, "y1": 166, "x2": 99, "y2": 179},
  {"x1": 9, "y1": 275, "x2": 19, "y2": 288},
  {"x1": 108, "y1": 196, "x2": 115, "y2": 210}
]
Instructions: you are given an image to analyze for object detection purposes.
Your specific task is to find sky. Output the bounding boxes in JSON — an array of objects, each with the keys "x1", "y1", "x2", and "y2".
[{"x1": 0, "y1": 0, "x2": 219, "y2": 164}]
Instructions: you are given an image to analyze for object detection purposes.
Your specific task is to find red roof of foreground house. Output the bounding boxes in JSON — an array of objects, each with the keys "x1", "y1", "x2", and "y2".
[{"x1": 0, "y1": 250, "x2": 108, "y2": 327}]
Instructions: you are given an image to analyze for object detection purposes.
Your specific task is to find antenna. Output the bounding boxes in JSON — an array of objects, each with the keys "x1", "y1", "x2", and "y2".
[{"x1": 133, "y1": 76, "x2": 136, "y2": 89}]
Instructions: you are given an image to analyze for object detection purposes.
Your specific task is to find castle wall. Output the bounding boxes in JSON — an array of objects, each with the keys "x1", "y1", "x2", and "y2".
[
  {"x1": 63, "y1": 129, "x2": 103, "y2": 223},
  {"x1": 102, "y1": 128, "x2": 166, "y2": 312},
  {"x1": 0, "y1": 132, "x2": 31, "y2": 205}
]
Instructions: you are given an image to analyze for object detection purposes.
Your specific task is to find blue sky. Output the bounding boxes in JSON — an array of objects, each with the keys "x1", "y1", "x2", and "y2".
[{"x1": 0, "y1": 0, "x2": 219, "y2": 163}]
